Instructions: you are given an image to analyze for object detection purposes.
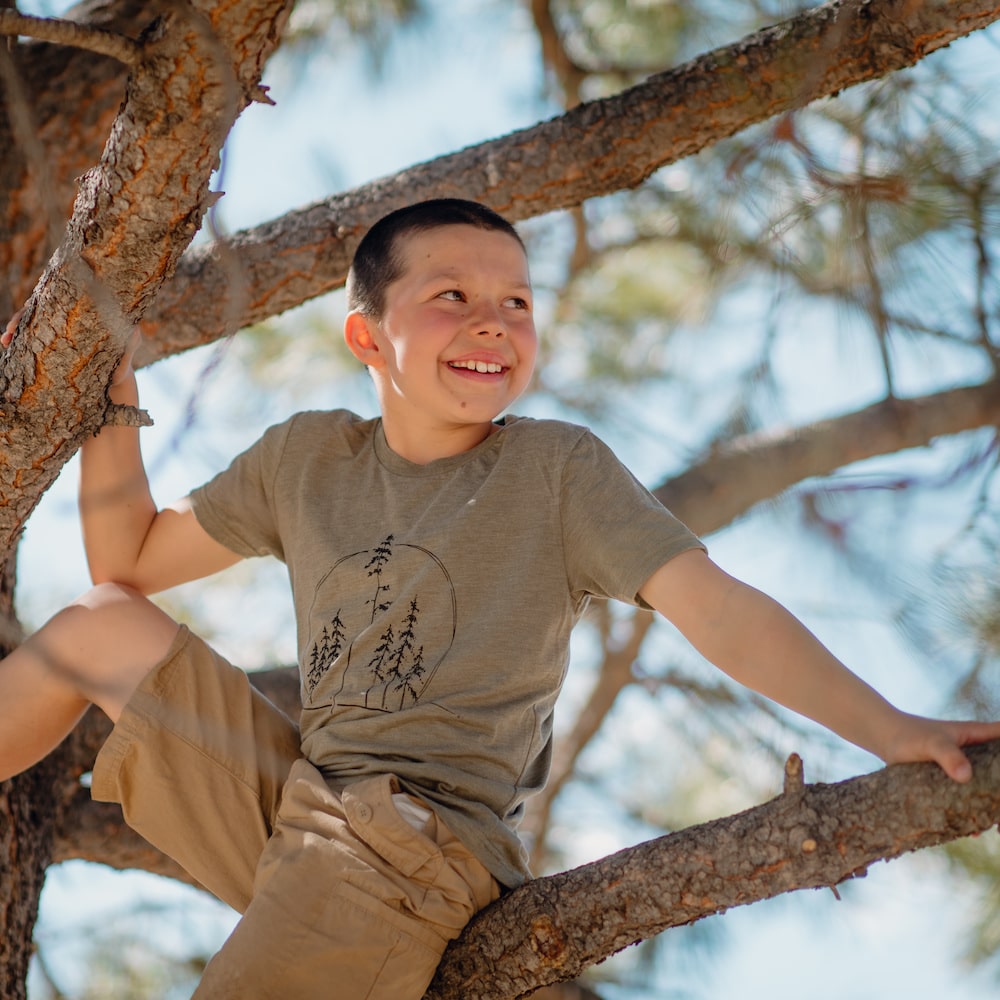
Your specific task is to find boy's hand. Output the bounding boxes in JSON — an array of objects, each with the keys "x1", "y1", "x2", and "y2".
[
  {"x1": 111, "y1": 327, "x2": 143, "y2": 386},
  {"x1": 880, "y1": 713, "x2": 1000, "y2": 783},
  {"x1": 2, "y1": 309, "x2": 141, "y2": 385},
  {"x1": 1, "y1": 309, "x2": 24, "y2": 349}
]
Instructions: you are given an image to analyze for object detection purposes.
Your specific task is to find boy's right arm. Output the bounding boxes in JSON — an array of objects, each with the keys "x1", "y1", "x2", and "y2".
[{"x1": 79, "y1": 334, "x2": 242, "y2": 595}]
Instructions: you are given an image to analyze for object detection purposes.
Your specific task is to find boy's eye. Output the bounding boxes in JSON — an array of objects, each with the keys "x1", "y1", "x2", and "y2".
[
  {"x1": 438, "y1": 290, "x2": 465, "y2": 302},
  {"x1": 504, "y1": 296, "x2": 530, "y2": 310}
]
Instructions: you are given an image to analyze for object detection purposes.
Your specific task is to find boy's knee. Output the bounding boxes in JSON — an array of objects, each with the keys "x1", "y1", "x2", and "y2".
[
  {"x1": 40, "y1": 583, "x2": 180, "y2": 717},
  {"x1": 70, "y1": 581, "x2": 148, "y2": 613}
]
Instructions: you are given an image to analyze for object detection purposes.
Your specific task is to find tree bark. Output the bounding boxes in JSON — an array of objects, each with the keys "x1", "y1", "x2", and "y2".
[
  {"x1": 0, "y1": 0, "x2": 166, "y2": 317},
  {"x1": 425, "y1": 742, "x2": 1000, "y2": 999},
  {"x1": 0, "y1": 742, "x2": 83, "y2": 998}
]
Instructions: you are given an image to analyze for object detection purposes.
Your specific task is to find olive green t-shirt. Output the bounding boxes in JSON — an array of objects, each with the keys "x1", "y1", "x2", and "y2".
[{"x1": 190, "y1": 410, "x2": 704, "y2": 887}]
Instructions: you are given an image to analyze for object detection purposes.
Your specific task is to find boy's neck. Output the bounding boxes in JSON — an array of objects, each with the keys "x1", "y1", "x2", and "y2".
[{"x1": 380, "y1": 417, "x2": 500, "y2": 465}]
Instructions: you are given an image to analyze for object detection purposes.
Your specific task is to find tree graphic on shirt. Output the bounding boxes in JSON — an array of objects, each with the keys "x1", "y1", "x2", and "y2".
[
  {"x1": 363, "y1": 623, "x2": 395, "y2": 709},
  {"x1": 381, "y1": 597, "x2": 425, "y2": 710},
  {"x1": 364, "y1": 534, "x2": 394, "y2": 623},
  {"x1": 392, "y1": 642, "x2": 425, "y2": 710},
  {"x1": 305, "y1": 534, "x2": 453, "y2": 711},
  {"x1": 306, "y1": 611, "x2": 345, "y2": 694},
  {"x1": 362, "y1": 598, "x2": 425, "y2": 710}
]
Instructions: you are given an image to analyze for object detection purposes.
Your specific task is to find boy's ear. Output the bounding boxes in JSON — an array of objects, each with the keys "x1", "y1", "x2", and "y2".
[{"x1": 344, "y1": 311, "x2": 383, "y2": 368}]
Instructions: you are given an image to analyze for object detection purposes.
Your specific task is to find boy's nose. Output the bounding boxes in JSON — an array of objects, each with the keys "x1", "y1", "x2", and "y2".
[{"x1": 472, "y1": 304, "x2": 506, "y2": 338}]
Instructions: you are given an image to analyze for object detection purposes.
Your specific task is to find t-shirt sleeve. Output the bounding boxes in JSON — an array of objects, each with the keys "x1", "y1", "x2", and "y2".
[
  {"x1": 560, "y1": 429, "x2": 705, "y2": 609},
  {"x1": 188, "y1": 417, "x2": 296, "y2": 562}
]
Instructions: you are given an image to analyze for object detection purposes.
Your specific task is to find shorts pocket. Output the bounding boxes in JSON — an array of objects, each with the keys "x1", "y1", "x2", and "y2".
[{"x1": 342, "y1": 774, "x2": 443, "y2": 879}]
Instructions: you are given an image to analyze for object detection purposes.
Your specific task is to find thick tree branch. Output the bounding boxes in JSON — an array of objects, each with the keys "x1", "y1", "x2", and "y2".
[
  {"x1": 426, "y1": 741, "x2": 1000, "y2": 998},
  {"x1": 0, "y1": 10, "x2": 140, "y2": 65},
  {"x1": 50, "y1": 707, "x2": 1000, "y2": 998},
  {"x1": 655, "y1": 377, "x2": 1000, "y2": 536},
  {"x1": 135, "y1": 0, "x2": 1000, "y2": 362}
]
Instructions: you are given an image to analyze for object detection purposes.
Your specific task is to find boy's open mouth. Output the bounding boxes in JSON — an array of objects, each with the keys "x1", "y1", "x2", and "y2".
[{"x1": 447, "y1": 360, "x2": 506, "y2": 374}]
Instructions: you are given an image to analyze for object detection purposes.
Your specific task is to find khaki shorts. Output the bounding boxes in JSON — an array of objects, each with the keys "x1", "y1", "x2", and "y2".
[{"x1": 92, "y1": 626, "x2": 500, "y2": 1000}]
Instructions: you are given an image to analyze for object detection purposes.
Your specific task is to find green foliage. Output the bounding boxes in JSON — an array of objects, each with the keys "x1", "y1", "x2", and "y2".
[
  {"x1": 533, "y1": 47, "x2": 1000, "y2": 433},
  {"x1": 279, "y1": 0, "x2": 423, "y2": 65},
  {"x1": 943, "y1": 834, "x2": 1000, "y2": 975}
]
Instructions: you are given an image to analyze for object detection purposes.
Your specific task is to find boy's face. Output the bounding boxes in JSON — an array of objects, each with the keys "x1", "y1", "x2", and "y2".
[{"x1": 346, "y1": 224, "x2": 537, "y2": 449}]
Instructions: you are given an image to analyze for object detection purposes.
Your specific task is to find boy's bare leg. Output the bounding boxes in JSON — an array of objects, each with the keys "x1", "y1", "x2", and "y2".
[{"x1": 0, "y1": 583, "x2": 180, "y2": 781}]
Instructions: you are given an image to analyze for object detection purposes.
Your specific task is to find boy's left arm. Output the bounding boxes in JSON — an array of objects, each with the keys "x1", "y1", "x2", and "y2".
[{"x1": 640, "y1": 549, "x2": 1000, "y2": 783}]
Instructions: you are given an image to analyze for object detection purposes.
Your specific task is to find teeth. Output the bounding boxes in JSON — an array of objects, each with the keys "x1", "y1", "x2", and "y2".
[{"x1": 450, "y1": 360, "x2": 504, "y2": 374}]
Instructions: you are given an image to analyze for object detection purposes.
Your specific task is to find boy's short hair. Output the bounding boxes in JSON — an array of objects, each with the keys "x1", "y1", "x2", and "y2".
[{"x1": 346, "y1": 199, "x2": 525, "y2": 320}]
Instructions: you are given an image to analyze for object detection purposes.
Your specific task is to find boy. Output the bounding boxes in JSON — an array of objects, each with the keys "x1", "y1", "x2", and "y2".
[{"x1": 2, "y1": 199, "x2": 999, "y2": 999}]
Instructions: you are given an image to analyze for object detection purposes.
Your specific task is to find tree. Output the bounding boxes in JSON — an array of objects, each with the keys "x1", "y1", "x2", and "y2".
[{"x1": 3, "y1": 0, "x2": 1000, "y2": 996}]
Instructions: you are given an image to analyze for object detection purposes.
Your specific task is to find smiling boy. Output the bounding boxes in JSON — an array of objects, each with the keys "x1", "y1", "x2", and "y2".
[
  {"x1": 344, "y1": 218, "x2": 537, "y2": 460},
  {"x1": 2, "y1": 198, "x2": 999, "y2": 999}
]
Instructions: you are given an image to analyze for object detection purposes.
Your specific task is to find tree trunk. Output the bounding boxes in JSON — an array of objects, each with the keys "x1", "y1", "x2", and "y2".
[{"x1": 0, "y1": 751, "x2": 76, "y2": 999}]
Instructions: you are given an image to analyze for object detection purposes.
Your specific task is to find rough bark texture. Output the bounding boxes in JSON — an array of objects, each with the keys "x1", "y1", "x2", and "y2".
[
  {"x1": 0, "y1": 0, "x2": 163, "y2": 318},
  {"x1": 424, "y1": 741, "x2": 1000, "y2": 998},
  {"x1": 0, "y1": 743, "x2": 83, "y2": 999}
]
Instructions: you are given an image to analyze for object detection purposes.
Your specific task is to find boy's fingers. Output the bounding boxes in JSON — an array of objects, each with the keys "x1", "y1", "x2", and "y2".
[
  {"x1": 931, "y1": 725, "x2": 987, "y2": 782},
  {"x1": 940, "y1": 748, "x2": 973, "y2": 783},
  {"x1": 960, "y1": 720, "x2": 1000, "y2": 745},
  {"x1": 2, "y1": 308, "x2": 26, "y2": 349}
]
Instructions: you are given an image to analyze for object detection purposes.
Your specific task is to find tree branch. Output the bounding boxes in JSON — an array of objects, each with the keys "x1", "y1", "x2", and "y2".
[
  {"x1": 135, "y1": 0, "x2": 1000, "y2": 363},
  {"x1": 50, "y1": 700, "x2": 1000, "y2": 998},
  {"x1": 425, "y1": 741, "x2": 1000, "y2": 998},
  {"x1": 0, "y1": 10, "x2": 140, "y2": 65},
  {"x1": 656, "y1": 378, "x2": 1000, "y2": 536}
]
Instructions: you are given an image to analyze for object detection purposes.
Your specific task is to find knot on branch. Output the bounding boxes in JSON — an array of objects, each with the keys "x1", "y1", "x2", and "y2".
[
  {"x1": 783, "y1": 752, "x2": 805, "y2": 798},
  {"x1": 529, "y1": 913, "x2": 570, "y2": 967},
  {"x1": 251, "y1": 84, "x2": 276, "y2": 106},
  {"x1": 101, "y1": 403, "x2": 153, "y2": 430}
]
